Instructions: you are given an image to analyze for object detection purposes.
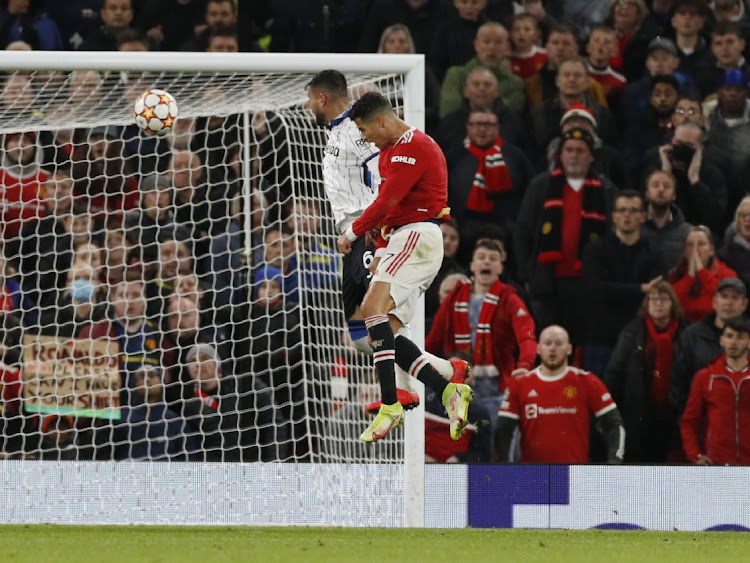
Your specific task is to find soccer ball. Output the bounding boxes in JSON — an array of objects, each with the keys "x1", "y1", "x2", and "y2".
[{"x1": 133, "y1": 89, "x2": 179, "y2": 136}]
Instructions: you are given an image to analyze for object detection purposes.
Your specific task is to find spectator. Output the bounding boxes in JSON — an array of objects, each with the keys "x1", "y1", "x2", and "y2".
[
  {"x1": 145, "y1": 232, "x2": 194, "y2": 325},
  {"x1": 669, "y1": 225, "x2": 738, "y2": 323},
  {"x1": 608, "y1": 0, "x2": 659, "y2": 81},
  {"x1": 529, "y1": 57, "x2": 620, "y2": 154},
  {"x1": 114, "y1": 365, "x2": 197, "y2": 461},
  {"x1": 524, "y1": 24, "x2": 609, "y2": 108},
  {"x1": 441, "y1": 22, "x2": 525, "y2": 117},
  {"x1": 80, "y1": 0, "x2": 134, "y2": 51},
  {"x1": 180, "y1": 0, "x2": 240, "y2": 51},
  {"x1": 641, "y1": 169, "x2": 693, "y2": 270},
  {"x1": 255, "y1": 225, "x2": 297, "y2": 302},
  {"x1": 204, "y1": 24, "x2": 238, "y2": 53},
  {"x1": 644, "y1": 122, "x2": 728, "y2": 233},
  {"x1": 509, "y1": 12, "x2": 547, "y2": 80},
  {"x1": 44, "y1": 1, "x2": 102, "y2": 50},
  {"x1": 270, "y1": 0, "x2": 362, "y2": 53},
  {"x1": 515, "y1": 128, "x2": 617, "y2": 346},
  {"x1": 719, "y1": 196, "x2": 750, "y2": 289},
  {"x1": 79, "y1": 279, "x2": 163, "y2": 407},
  {"x1": 180, "y1": 343, "x2": 240, "y2": 462},
  {"x1": 670, "y1": 94, "x2": 706, "y2": 129},
  {"x1": 124, "y1": 173, "x2": 174, "y2": 267},
  {"x1": 681, "y1": 315, "x2": 750, "y2": 465},
  {"x1": 670, "y1": 0, "x2": 713, "y2": 82},
  {"x1": 445, "y1": 107, "x2": 534, "y2": 244},
  {"x1": 116, "y1": 26, "x2": 147, "y2": 51},
  {"x1": 135, "y1": 0, "x2": 205, "y2": 51},
  {"x1": 587, "y1": 25, "x2": 628, "y2": 107},
  {"x1": 0, "y1": 0, "x2": 63, "y2": 50},
  {"x1": 604, "y1": 280, "x2": 687, "y2": 463},
  {"x1": 705, "y1": 69, "x2": 750, "y2": 207},
  {"x1": 543, "y1": 102, "x2": 630, "y2": 190},
  {"x1": 680, "y1": 317, "x2": 750, "y2": 465},
  {"x1": 425, "y1": 218, "x2": 467, "y2": 328},
  {"x1": 357, "y1": 0, "x2": 453, "y2": 54},
  {"x1": 6, "y1": 168, "x2": 75, "y2": 321},
  {"x1": 0, "y1": 131, "x2": 46, "y2": 240},
  {"x1": 426, "y1": 240, "x2": 537, "y2": 436},
  {"x1": 71, "y1": 126, "x2": 140, "y2": 223},
  {"x1": 40, "y1": 259, "x2": 107, "y2": 338},
  {"x1": 496, "y1": 325, "x2": 626, "y2": 463},
  {"x1": 696, "y1": 21, "x2": 750, "y2": 98},
  {"x1": 560, "y1": 0, "x2": 611, "y2": 39},
  {"x1": 428, "y1": 0, "x2": 488, "y2": 83},
  {"x1": 102, "y1": 222, "x2": 140, "y2": 285},
  {"x1": 669, "y1": 277, "x2": 749, "y2": 415},
  {"x1": 619, "y1": 37, "x2": 696, "y2": 130},
  {"x1": 582, "y1": 190, "x2": 667, "y2": 375},
  {"x1": 623, "y1": 73, "x2": 679, "y2": 173},
  {"x1": 435, "y1": 66, "x2": 524, "y2": 153}
]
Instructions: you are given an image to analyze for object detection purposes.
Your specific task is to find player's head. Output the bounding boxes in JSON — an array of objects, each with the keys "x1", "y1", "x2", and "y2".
[
  {"x1": 349, "y1": 92, "x2": 395, "y2": 149},
  {"x1": 720, "y1": 315, "x2": 750, "y2": 360},
  {"x1": 537, "y1": 325, "x2": 572, "y2": 372},
  {"x1": 306, "y1": 70, "x2": 349, "y2": 126},
  {"x1": 470, "y1": 240, "x2": 504, "y2": 285}
]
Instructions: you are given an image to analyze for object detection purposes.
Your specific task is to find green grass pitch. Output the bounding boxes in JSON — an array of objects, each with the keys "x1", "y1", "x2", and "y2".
[{"x1": 0, "y1": 526, "x2": 748, "y2": 562}]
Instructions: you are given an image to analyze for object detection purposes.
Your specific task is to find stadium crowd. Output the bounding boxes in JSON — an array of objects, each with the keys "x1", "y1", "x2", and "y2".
[{"x1": 1, "y1": 0, "x2": 750, "y2": 466}]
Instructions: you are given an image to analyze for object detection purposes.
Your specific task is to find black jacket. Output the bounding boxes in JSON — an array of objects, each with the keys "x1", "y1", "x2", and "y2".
[
  {"x1": 668, "y1": 312, "x2": 724, "y2": 415},
  {"x1": 603, "y1": 317, "x2": 688, "y2": 462},
  {"x1": 582, "y1": 233, "x2": 667, "y2": 345}
]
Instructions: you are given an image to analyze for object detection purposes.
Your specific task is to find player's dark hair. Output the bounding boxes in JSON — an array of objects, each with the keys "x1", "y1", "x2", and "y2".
[
  {"x1": 723, "y1": 315, "x2": 750, "y2": 337},
  {"x1": 306, "y1": 70, "x2": 348, "y2": 99},
  {"x1": 349, "y1": 92, "x2": 394, "y2": 122}
]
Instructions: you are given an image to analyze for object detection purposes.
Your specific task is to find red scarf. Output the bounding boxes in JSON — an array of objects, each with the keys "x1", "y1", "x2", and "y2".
[
  {"x1": 0, "y1": 284, "x2": 13, "y2": 313},
  {"x1": 464, "y1": 136, "x2": 513, "y2": 214},
  {"x1": 646, "y1": 317, "x2": 679, "y2": 411},
  {"x1": 194, "y1": 384, "x2": 219, "y2": 411},
  {"x1": 453, "y1": 279, "x2": 503, "y2": 376}
]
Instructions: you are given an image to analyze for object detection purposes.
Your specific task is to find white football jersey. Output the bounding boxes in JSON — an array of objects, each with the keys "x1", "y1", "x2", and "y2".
[{"x1": 322, "y1": 109, "x2": 380, "y2": 232}]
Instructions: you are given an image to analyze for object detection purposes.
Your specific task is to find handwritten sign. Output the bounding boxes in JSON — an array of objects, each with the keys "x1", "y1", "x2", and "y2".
[{"x1": 22, "y1": 335, "x2": 121, "y2": 420}]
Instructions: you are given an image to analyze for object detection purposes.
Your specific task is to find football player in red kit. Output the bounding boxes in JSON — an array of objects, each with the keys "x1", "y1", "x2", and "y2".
[
  {"x1": 496, "y1": 325, "x2": 625, "y2": 463},
  {"x1": 337, "y1": 91, "x2": 474, "y2": 443}
]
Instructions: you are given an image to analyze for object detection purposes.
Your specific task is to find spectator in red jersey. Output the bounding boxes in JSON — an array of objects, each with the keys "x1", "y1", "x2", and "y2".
[
  {"x1": 669, "y1": 225, "x2": 738, "y2": 323},
  {"x1": 496, "y1": 324, "x2": 625, "y2": 463},
  {"x1": 0, "y1": 130, "x2": 46, "y2": 240},
  {"x1": 681, "y1": 315, "x2": 750, "y2": 465},
  {"x1": 603, "y1": 280, "x2": 688, "y2": 463},
  {"x1": 509, "y1": 13, "x2": 547, "y2": 80},
  {"x1": 586, "y1": 26, "x2": 627, "y2": 108},
  {"x1": 426, "y1": 240, "x2": 537, "y2": 438},
  {"x1": 524, "y1": 24, "x2": 609, "y2": 108}
]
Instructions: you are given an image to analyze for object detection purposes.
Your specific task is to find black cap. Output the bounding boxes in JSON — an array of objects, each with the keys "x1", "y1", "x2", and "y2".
[
  {"x1": 648, "y1": 37, "x2": 678, "y2": 57},
  {"x1": 717, "y1": 277, "x2": 747, "y2": 297}
]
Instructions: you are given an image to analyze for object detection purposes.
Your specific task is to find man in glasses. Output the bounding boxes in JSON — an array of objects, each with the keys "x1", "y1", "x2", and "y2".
[{"x1": 581, "y1": 189, "x2": 667, "y2": 375}]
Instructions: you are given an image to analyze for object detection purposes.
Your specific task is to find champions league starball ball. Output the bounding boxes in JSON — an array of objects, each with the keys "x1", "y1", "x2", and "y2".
[{"x1": 133, "y1": 89, "x2": 179, "y2": 136}]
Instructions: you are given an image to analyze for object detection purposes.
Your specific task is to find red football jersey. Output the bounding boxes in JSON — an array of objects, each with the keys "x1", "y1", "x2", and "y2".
[
  {"x1": 500, "y1": 367, "x2": 616, "y2": 463},
  {"x1": 588, "y1": 66, "x2": 627, "y2": 95},
  {"x1": 352, "y1": 128, "x2": 448, "y2": 237},
  {"x1": 510, "y1": 46, "x2": 548, "y2": 79}
]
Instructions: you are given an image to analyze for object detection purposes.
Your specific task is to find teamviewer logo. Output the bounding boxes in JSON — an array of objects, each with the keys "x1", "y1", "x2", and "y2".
[{"x1": 525, "y1": 403, "x2": 538, "y2": 419}]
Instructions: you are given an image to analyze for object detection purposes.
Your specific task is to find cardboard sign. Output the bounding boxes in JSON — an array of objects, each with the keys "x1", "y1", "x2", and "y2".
[{"x1": 22, "y1": 335, "x2": 121, "y2": 420}]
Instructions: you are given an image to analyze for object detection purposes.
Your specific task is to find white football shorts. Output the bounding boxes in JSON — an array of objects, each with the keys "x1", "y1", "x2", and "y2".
[{"x1": 373, "y1": 221, "x2": 443, "y2": 324}]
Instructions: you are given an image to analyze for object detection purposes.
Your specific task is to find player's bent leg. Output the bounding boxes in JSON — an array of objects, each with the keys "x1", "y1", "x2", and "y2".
[{"x1": 362, "y1": 280, "x2": 399, "y2": 410}]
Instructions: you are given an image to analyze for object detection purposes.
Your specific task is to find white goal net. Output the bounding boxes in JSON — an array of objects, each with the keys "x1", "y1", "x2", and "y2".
[{"x1": 0, "y1": 52, "x2": 426, "y2": 526}]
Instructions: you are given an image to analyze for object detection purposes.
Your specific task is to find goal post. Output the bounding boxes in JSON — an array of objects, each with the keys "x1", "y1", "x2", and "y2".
[{"x1": 0, "y1": 51, "x2": 427, "y2": 527}]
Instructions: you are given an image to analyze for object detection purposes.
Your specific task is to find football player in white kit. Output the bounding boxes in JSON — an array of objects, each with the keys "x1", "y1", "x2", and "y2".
[{"x1": 306, "y1": 70, "x2": 468, "y2": 411}]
